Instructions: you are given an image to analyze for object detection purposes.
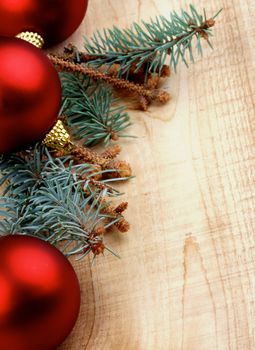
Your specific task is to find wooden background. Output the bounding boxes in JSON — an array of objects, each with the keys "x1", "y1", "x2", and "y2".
[{"x1": 57, "y1": 0, "x2": 255, "y2": 349}]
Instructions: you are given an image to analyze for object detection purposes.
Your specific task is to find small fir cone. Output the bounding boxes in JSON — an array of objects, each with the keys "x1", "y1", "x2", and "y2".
[
  {"x1": 91, "y1": 242, "x2": 105, "y2": 255},
  {"x1": 84, "y1": 228, "x2": 106, "y2": 256},
  {"x1": 71, "y1": 145, "x2": 132, "y2": 179},
  {"x1": 151, "y1": 90, "x2": 171, "y2": 104},
  {"x1": 100, "y1": 144, "x2": 122, "y2": 159},
  {"x1": 145, "y1": 74, "x2": 161, "y2": 90},
  {"x1": 107, "y1": 60, "x2": 170, "y2": 85},
  {"x1": 139, "y1": 96, "x2": 150, "y2": 111},
  {"x1": 160, "y1": 65, "x2": 171, "y2": 78},
  {"x1": 83, "y1": 240, "x2": 105, "y2": 256},
  {"x1": 103, "y1": 160, "x2": 132, "y2": 179},
  {"x1": 110, "y1": 131, "x2": 119, "y2": 141},
  {"x1": 92, "y1": 226, "x2": 106, "y2": 237},
  {"x1": 71, "y1": 145, "x2": 104, "y2": 165},
  {"x1": 114, "y1": 202, "x2": 128, "y2": 213},
  {"x1": 115, "y1": 218, "x2": 130, "y2": 233},
  {"x1": 205, "y1": 18, "x2": 215, "y2": 28},
  {"x1": 102, "y1": 201, "x2": 130, "y2": 233},
  {"x1": 134, "y1": 70, "x2": 169, "y2": 110}
]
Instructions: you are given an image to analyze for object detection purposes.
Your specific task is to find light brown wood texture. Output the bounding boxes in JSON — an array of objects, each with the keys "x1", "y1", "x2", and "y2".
[{"x1": 50, "y1": 0, "x2": 255, "y2": 349}]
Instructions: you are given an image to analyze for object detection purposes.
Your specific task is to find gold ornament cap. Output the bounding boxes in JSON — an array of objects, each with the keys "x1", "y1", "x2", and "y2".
[
  {"x1": 43, "y1": 120, "x2": 74, "y2": 152},
  {"x1": 16, "y1": 32, "x2": 73, "y2": 153},
  {"x1": 16, "y1": 31, "x2": 44, "y2": 49}
]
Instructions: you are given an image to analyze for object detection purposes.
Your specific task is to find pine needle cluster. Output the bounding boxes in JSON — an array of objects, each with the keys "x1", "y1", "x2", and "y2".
[
  {"x1": 0, "y1": 146, "x2": 128, "y2": 260},
  {"x1": 84, "y1": 5, "x2": 222, "y2": 78},
  {"x1": 60, "y1": 73, "x2": 132, "y2": 146}
]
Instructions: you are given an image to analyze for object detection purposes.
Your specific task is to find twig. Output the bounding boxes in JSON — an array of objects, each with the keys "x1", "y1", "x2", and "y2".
[{"x1": 48, "y1": 54, "x2": 171, "y2": 105}]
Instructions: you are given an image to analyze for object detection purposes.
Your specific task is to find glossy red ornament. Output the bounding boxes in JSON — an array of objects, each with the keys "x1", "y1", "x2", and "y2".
[
  {"x1": 0, "y1": 37, "x2": 61, "y2": 154},
  {"x1": 0, "y1": 235, "x2": 80, "y2": 350},
  {"x1": 0, "y1": 0, "x2": 88, "y2": 47}
]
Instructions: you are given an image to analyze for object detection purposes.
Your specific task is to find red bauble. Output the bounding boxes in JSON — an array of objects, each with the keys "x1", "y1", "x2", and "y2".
[
  {"x1": 0, "y1": 37, "x2": 61, "y2": 154},
  {"x1": 0, "y1": 235, "x2": 80, "y2": 350},
  {"x1": 0, "y1": 0, "x2": 88, "y2": 47}
]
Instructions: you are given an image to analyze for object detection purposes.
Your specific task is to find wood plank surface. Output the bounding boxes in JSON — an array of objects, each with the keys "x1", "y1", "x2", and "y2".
[{"x1": 50, "y1": 0, "x2": 255, "y2": 349}]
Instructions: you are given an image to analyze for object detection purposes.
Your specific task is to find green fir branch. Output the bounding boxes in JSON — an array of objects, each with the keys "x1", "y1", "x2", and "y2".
[
  {"x1": 0, "y1": 146, "x2": 124, "y2": 258},
  {"x1": 0, "y1": 5, "x2": 221, "y2": 261},
  {"x1": 84, "y1": 5, "x2": 222, "y2": 76},
  {"x1": 60, "y1": 73, "x2": 132, "y2": 146}
]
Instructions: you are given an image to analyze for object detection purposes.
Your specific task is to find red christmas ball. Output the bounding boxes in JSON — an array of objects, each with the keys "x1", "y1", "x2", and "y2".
[
  {"x1": 0, "y1": 0, "x2": 88, "y2": 47},
  {"x1": 0, "y1": 235, "x2": 80, "y2": 350},
  {"x1": 0, "y1": 37, "x2": 61, "y2": 154}
]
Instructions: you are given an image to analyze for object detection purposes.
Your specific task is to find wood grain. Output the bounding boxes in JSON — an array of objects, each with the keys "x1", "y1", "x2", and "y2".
[{"x1": 18, "y1": 0, "x2": 255, "y2": 349}]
